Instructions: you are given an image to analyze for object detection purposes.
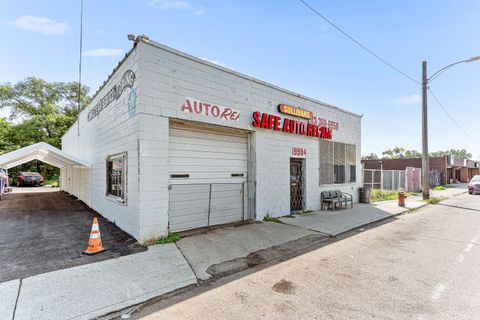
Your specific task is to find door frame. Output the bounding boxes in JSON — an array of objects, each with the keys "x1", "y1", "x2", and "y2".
[{"x1": 290, "y1": 157, "x2": 306, "y2": 212}]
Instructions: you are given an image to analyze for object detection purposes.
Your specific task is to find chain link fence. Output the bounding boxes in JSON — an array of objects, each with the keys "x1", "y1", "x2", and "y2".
[{"x1": 363, "y1": 169, "x2": 406, "y2": 191}]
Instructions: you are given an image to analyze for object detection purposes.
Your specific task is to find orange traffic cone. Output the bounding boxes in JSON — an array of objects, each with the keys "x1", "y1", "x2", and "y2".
[{"x1": 83, "y1": 217, "x2": 106, "y2": 255}]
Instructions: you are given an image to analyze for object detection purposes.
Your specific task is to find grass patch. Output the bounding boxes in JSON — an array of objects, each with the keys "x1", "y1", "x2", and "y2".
[
  {"x1": 423, "y1": 196, "x2": 448, "y2": 204},
  {"x1": 44, "y1": 180, "x2": 59, "y2": 187},
  {"x1": 433, "y1": 185, "x2": 446, "y2": 191},
  {"x1": 144, "y1": 232, "x2": 181, "y2": 246},
  {"x1": 263, "y1": 214, "x2": 283, "y2": 223},
  {"x1": 370, "y1": 189, "x2": 414, "y2": 203},
  {"x1": 44, "y1": 174, "x2": 60, "y2": 187},
  {"x1": 444, "y1": 184, "x2": 456, "y2": 188}
]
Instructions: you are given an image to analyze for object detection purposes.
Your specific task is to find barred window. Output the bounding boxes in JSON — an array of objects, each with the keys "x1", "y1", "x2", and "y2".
[
  {"x1": 346, "y1": 144, "x2": 356, "y2": 182},
  {"x1": 320, "y1": 140, "x2": 334, "y2": 184},
  {"x1": 320, "y1": 141, "x2": 356, "y2": 185}
]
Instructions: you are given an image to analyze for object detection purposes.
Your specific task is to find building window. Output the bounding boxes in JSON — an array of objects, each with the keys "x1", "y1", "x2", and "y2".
[
  {"x1": 106, "y1": 152, "x2": 127, "y2": 202},
  {"x1": 346, "y1": 144, "x2": 356, "y2": 183},
  {"x1": 320, "y1": 141, "x2": 356, "y2": 185}
]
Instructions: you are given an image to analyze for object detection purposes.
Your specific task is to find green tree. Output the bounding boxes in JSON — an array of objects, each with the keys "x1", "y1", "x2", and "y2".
[
  {"x1": 0, "y1": 77, "x2": 90, "y2": 149},
  {"x1": 382, "y1": 147, "x2": 406, "y2": 159},
  {"x1": 381, "y1": 147, "x2": 422, "y2": 159},
  {"x1": 0, "y1": 77, "x2": 90, "y2": 183},
  {"x1": 404, "y1": 150, "x2": 422, "y2": 158},
  {"x1": 430, "y1": 149, "x2": 472, "y2": 159},
  {"x1": 0, "y1": 118, "x2": 18, "y2": 153},
  {"x1": 362, "y1": 153, "x2": 379, "y2": 160}
]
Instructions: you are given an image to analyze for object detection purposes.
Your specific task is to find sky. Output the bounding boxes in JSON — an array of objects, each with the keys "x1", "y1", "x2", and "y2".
[{"x1": 1, "y1": 0, "x2": 479, "y2": 159}]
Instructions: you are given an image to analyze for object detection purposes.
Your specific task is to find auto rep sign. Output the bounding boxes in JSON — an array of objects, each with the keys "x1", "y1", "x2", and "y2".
[
  {"x1": 252, "y1": 111, "x2": 332, "y2": 139},
  {"x1": 180, "y1": 97, "x2": 240, "y2": 121}
]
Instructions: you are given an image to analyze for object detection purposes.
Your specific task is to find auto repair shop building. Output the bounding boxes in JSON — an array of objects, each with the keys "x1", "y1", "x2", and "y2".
[{"x1": 61, "y1": 36, "x2": 362, "y2": 241}]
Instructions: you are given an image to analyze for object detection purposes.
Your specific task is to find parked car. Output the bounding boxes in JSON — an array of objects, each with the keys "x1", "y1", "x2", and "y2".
[
  {"x1": 13, "y1": 172, "x2": 44, "y2": 187},
  {"x1": 468, "y1": 175, "x2": 480, "y2": 195}
]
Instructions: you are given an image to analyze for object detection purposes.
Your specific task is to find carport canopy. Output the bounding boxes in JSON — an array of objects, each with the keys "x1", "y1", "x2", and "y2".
[{"x1": 0, "y1": 142, "x2": 88, "y2": 169}]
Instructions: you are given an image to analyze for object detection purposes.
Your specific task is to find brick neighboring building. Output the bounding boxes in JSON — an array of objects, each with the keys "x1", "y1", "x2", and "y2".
[{"x1": 362, "y1": 156, "x2": 480, "y2": 184}]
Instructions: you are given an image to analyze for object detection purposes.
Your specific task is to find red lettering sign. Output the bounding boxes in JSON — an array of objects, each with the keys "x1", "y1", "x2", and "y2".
[
  {"x1": 181, "y1": 97, "x2": 240, "y2": 121},
  {"x1": 253, "y1": 112, "x2": 332, "y2": 140}
]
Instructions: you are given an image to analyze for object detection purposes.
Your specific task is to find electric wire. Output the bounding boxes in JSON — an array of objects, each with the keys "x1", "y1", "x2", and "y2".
[
  {"x1": 428, "y1": 88, "x2": 478, "y2": 142},
  {"x1": 299, "y1": 0, "x2": 477, "y2": 149},
  {"x1": 299, "y1": 0, "x2": 420, "y2": 85}
]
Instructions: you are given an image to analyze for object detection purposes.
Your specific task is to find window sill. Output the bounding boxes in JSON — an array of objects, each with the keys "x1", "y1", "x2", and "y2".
[{"x1": 105, "y1": 194, "x2": 127, "y2": 206}]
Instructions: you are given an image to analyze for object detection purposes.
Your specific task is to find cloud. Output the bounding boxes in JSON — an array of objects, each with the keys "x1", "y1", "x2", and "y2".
[
  {"x1": 390, "y1": 94, "x2": 421, "y2": 106},
  {"x1": 7, "y1": 15, "x2": 69, "y2": 35},
  {"x1": 148, "y1": 0, "x2": 192, "y2": 10},
  {"x1": 83, "y1": 48, "x2": 124, "y2": 57},
  {"x1": 147, "y1": 0, "x2": 206, "y2": 15}
]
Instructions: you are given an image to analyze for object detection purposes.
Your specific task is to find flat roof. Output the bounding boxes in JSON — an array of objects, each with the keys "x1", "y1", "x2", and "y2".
[
  {"x1": 139, "y1": 36, "x2": 362, "y2": 119},
  {"x1": 70, "y1": 35, "x2": 362, "y2": 131}
]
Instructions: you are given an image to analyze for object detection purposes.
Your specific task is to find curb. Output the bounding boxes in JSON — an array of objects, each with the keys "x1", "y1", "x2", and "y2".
[{"x1": 330, "y1": 202, "x2": 428, "y2": 239}]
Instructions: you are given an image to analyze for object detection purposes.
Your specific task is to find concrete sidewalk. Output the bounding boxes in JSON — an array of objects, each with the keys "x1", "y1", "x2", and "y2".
[
  {"x1": 279, "y1": 197, "x2": 426, "y2": 236},
  {"x1": 278, "y1": 185, "x2": 467, "y2": 236},
  {"x1": 430, "y1": 184, "x2": 468, "y2": 198},
  {"x1": 3, "y1": 245, "x2": 197, "y2": 320},
  {"x1": 176, "y1": 222, "x2": 322, "y2": 280}
]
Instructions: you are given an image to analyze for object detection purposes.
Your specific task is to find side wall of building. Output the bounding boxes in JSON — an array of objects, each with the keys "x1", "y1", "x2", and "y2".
[{"x1": 61, "y1": 46, "x2": 144, "y2": 239}]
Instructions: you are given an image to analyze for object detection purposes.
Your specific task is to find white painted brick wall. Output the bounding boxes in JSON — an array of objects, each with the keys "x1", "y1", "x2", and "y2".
[
  {"x1": 135, "y1": 40, "x2": 362, "y2": 225},
  {"x1": 61, "y1": 39, "x2": 362, "y2": 242},
  {"x1": 62, "y1": 48, "x2": 143, "y2": 240}
]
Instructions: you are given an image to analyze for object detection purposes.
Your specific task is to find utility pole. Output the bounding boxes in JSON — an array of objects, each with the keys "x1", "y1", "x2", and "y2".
[
  {"x1": 421, "y1": 61, "x2": 430, "y2": 200},
  {"x1": 419, "y1": 56, "x2": 479, "y2": 199}
]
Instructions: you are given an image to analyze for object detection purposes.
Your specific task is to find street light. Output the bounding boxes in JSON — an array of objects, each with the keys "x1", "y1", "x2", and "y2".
[{"x1": 421, "y1": 56, "x2": 480, "y2": 200}]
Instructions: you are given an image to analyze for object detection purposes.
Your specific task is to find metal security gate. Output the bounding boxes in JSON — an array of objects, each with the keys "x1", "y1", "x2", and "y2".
[
  {"x1": 168, "y1": 183, "x2": 245, "y2": 232},
  {"x1": 290, "y1": 158, "x2": 304, "y2": 211}
]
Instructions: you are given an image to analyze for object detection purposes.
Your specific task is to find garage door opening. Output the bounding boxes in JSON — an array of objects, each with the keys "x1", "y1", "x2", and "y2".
[{"x1": 168, "y1": 120, "x2": 250, "y2": 232}]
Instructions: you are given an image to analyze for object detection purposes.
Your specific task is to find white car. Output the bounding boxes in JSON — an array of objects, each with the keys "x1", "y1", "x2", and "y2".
[{"x1": 468, "y1": 175, "x2": 480, "y2": 195}]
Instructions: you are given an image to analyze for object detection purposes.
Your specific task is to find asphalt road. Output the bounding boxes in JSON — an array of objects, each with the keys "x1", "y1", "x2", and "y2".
[{"x1": 132, "y1": 193, "x2": 480, "y2": 320}]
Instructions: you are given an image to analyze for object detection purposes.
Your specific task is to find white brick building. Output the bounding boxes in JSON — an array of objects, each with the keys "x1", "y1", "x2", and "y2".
[{"x1": 61, "y1": 36, "x2": 362, "y2": 242}]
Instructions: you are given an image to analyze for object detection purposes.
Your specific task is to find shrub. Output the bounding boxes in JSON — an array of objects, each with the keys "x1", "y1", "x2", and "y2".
[
  {"x1": 370, "y1": 189, "x2": 414, "y2": 203},
  {"x1": 424, "y1": 196, "x2": 448, "y2": 204},
  {"x1": 144, "y1": 233, "x2": 181, "y2": 245},
  {"x1": 263, "y1": 214, "x2": 283, "y2": 223}
]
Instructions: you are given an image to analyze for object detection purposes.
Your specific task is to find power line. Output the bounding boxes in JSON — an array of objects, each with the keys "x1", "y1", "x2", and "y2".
[
  {"x1": 298, "y1": 0, "x2": 420, "y2": 85},
  {"x1": 428, "y1": 88, "x2": 478, "y2": 142}
]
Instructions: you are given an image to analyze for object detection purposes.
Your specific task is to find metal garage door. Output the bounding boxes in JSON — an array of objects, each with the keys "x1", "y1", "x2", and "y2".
[{"x1": 168, "y1": 121, "x2": 248, "y2": 232}]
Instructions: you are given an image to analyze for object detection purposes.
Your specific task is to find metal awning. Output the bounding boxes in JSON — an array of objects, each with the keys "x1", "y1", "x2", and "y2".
[{"x1": 0, "y1": 142, "x2": 88, "y2": 169}]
